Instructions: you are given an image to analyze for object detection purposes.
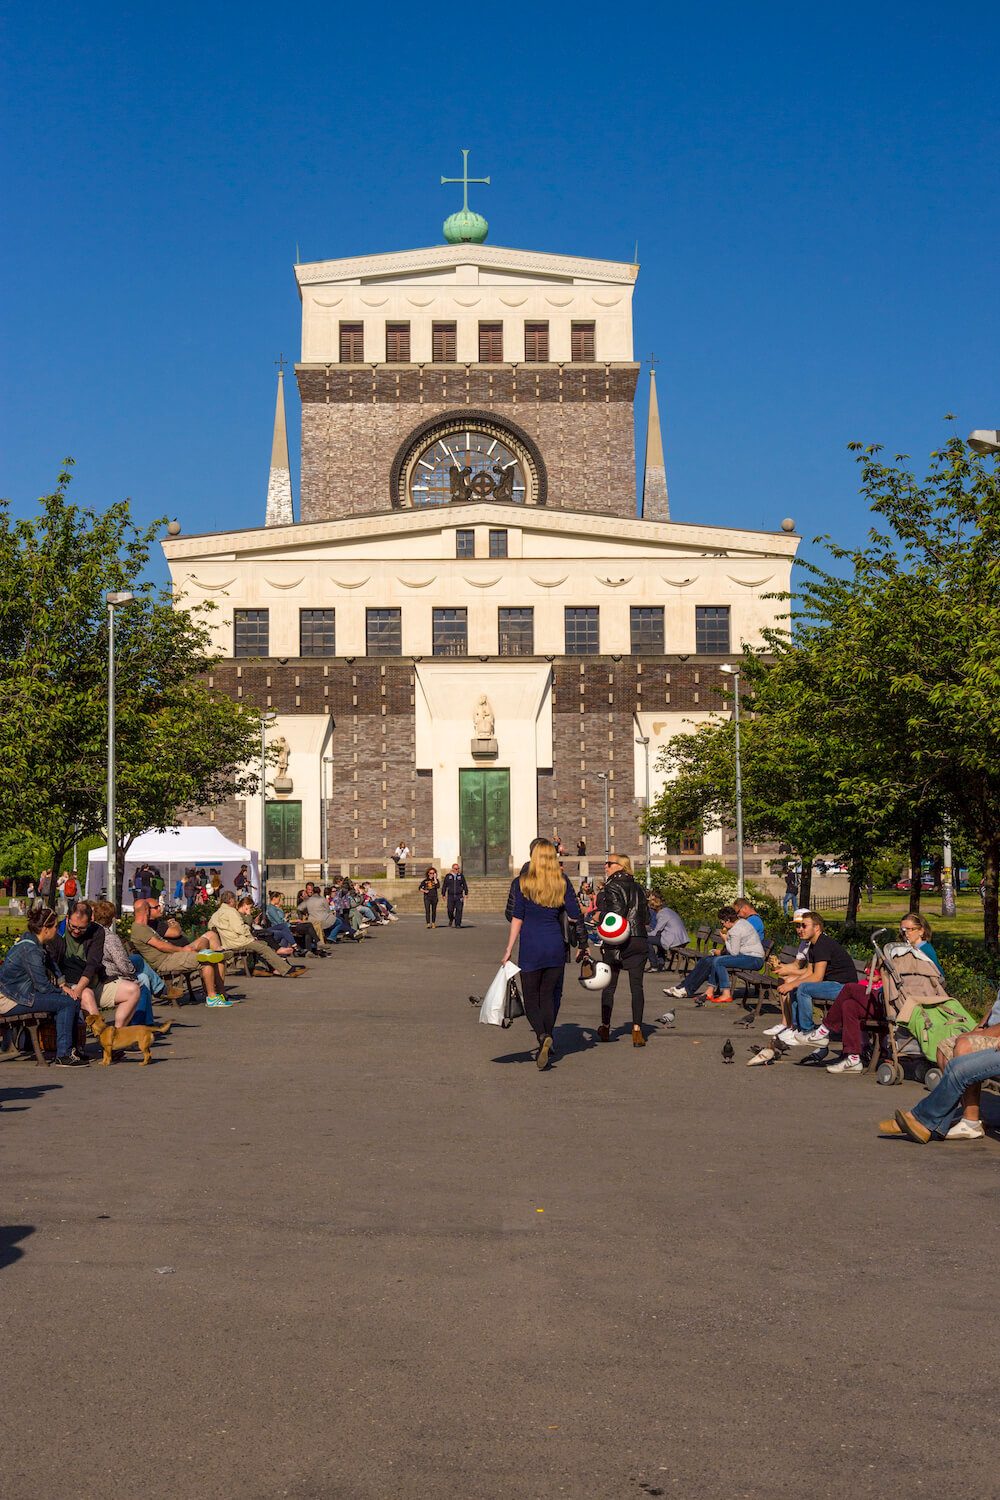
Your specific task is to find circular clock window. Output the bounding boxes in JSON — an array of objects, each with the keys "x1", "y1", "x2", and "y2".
[{"x1": 402, "y1": 424, "x2": 533, "y2": 507}]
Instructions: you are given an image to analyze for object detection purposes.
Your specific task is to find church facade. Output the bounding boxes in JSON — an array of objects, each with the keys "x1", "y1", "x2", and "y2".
[{"x1": 162, "y1": 198, "x2": 798, "y2": 885}]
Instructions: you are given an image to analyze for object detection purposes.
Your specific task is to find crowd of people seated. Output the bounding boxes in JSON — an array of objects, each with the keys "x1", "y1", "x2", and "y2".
[{"x1": 0, "y1": 877, "x2": 399, "y2": 1060}]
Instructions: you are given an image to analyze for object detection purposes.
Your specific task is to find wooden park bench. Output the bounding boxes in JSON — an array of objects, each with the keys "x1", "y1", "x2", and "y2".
[{"x1": 0, "y1": 1008, "x2": 88, "y2": 1065}]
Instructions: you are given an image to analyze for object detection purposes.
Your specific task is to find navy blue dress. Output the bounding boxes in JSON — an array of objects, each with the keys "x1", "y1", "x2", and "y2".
[{"x1": 512, "y1": 876, "x2": 583, "y2": 972}]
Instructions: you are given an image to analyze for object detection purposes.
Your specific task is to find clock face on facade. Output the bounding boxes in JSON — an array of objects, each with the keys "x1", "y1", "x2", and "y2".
[{"x1": 408, "y1": 428, "x2": 528, "y2": 507}]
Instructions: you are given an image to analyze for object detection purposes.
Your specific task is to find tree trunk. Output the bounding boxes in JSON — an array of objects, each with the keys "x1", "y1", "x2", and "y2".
[
  {"x1": 797, "y1": 857, "x2": 813, "y2": 911},
  {"x1": 908, "y1": 819, "x2": 924, "y2": 912},
  {"x1": 983, "y1": 837, "x2": 1000, "y2": 957},
  {"x1": 845, "y1": 857, "x2": 864, "y2": 931}
]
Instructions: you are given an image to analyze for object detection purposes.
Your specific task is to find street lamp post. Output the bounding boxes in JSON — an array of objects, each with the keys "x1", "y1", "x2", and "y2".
[
  {"x1": 106, "y1": 591, "x2": 136, "y2": 906},
  {"x1": 720, "y1": 664, "x2": 744, "y2": 899},
  {"x1": 634, "y1": 727, "x2": 652, "y2": 889},
  {"x1": 593, "y1": 772, "x2": 610, "y2": 860},
  {"x1": 322, "y1": 755, "x2": 334, "y2": 885},
  {"x1": 260, "y1": 711, "x2": 277, "y2": 897}
]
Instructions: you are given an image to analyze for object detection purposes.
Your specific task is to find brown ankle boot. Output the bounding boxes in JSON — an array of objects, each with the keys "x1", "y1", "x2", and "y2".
[{"x1": 632, "y1": 1025, "x2": 646, "y2": 1047}]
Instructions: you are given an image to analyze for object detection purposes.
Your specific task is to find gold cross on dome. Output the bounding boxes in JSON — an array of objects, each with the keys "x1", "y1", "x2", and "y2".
[{"x1": 440, "y1": 149, "x2": 490, "y2": 213}]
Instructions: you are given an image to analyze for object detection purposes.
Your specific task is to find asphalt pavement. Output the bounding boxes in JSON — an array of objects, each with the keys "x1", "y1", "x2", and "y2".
[{"x1": 2, "y1": 914, "x2": 999, "y2": 1499}]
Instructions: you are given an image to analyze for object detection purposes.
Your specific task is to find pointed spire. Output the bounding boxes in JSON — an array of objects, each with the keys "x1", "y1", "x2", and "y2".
[
  {"x1": 265, "y1": 359, "x2": 294, "y2": 527},
  {"x1": 641, "y1": 365, "x2": 670, "y2": 521}
]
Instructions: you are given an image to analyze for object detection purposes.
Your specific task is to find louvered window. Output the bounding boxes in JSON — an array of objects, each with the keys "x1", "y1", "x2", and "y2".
[
  {"x1": 571, "y1": 322, "x2": 596, "y2": 361},
  {"x1": 385, "y1": 323, "x2": 410, "y2": 362},
  {"x1": 339, "y1": 323, "x2": 364, "y2": 362},
  {"x1": 523, "y1": 322, "x2": 549, "y2": 362},
  {"x1": 432, "y1": 322, "x2": 457, "y2": 361},
  {"x1": 478, "y1": 322, "x2": 503, "y2": 362}
]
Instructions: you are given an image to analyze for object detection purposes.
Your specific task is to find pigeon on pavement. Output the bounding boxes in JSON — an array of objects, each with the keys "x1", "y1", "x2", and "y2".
[
  {"x1": 657, "y1": 1010, "x2": 676, "y2": 1027},
  {"x1": 722, "y1": 1038, "x2": 735, "y2": 1064}
]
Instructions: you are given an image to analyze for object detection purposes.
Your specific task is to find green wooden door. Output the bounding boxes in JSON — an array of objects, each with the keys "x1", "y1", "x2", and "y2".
[
  {"x1": 265, "y1": 800, "x2": 302, "y2": 861},
  {"x1": 459, "y1": 770, "x2": 510, "y2": 876}
]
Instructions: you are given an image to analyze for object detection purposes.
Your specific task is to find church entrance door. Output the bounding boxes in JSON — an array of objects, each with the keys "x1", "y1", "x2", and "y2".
[{"x1": 459, "y1": 769, "x2": 510, "y2": 877}]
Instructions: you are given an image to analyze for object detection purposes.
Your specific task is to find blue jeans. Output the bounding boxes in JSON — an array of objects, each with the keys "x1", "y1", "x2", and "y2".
[
  {"x1": 647, "y1": 938, "x2": 665, "y2": 971},
  {"x1": 324, "y1": 916, "x2": 351, "y2": 943},
  {"x1": 782, "y1": 893, "x2": 796, "y2": 915},
  {"x1": 792, "y1": 980, "x2": 844, "y2": 1031},
  {"x1": 682, "y1": 953, "x2": 761, "y2": 996},
  {"x1": 6, "y1": 990, "x2": 79, "y2": 1056},
  {"x1": 912, "y1": 1047, "x2": 1000, "y2": 1136}
]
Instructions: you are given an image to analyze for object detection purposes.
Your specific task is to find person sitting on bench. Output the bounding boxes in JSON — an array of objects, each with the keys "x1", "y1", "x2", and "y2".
[
  {"x1": 131, "y1": 897, "x2": 229, "y2": 1005},
  {"x1": 0, "y1": 906, "x2": 87, "y2": 1066},
  {"x1": 207, "y1": 891, "x2": 306, "y2": 978},
  {"x1": 881, "y1": 991, "x2": 1000, "y2": 1142}
]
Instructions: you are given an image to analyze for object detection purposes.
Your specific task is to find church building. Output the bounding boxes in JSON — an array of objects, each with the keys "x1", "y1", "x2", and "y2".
[{"x1": 162, "y1": 158, "x2": 798, "y2": 885}]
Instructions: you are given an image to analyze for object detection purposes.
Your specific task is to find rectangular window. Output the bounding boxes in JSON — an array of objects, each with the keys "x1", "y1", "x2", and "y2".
[
  {"x1": 565, "y1": 606, "x2": 600, "y2": 655},
  {"x1": 523, "y1": 322, "x2": 549, "y2": 361},
  {"x1": 498, "y1": 606, "x2": 534, "y2": 657},
  {"x1": 630, "y1": 605, "x2": 665, "y2": 655},
  {"x1": 571, "y1": 321, "x2": 596, "y2": 361},
  {"x1": 366, "y1": 607, "x2": 402, "y2": 656},
  {"x1": 339, "y1": 322, "x2": 364, "y2": 362},
  {"x1": 299, "y1": 608, "x2": 336, "y2": 657},
  {"x1": 234, "y1": 608, "x2": 269, "y2": 658},
  {"x1": 385, "y1": 322, "x2": 410, "y2": 362},
  {"x1": 695, "y1": 605, "x2": 731, "y2": 654},
  {"x1": 432, "y1": 607, "x2": 468, "y2": 657},
  {"x1": 455, "y1": 528, "x2": 475, "y2": 558},
  {"x1": 478, "y1": 322, "x2": 503, "y2": 363},
  {"x1": 488, "y1": 529, "x2": 508, "y2": 559},
  {"x1": 432, "y1": 322, "x2": 457, "y2": 361}
]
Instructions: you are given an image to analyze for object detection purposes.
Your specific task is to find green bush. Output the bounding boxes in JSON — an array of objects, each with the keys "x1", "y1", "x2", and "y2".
[{"x1": 649, "y1": 862, "x2": 781, "y2": 932}]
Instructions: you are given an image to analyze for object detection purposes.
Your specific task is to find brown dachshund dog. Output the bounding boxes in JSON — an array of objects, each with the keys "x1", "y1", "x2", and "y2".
[{"x1": 85, "y1": 1013, "x2": 172, "y2": 1065}]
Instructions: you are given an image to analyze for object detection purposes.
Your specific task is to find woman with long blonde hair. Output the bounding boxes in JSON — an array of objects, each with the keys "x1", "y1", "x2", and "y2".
[{"x1": 501, "y1": 839, "x2": 587, "y2": 1070}]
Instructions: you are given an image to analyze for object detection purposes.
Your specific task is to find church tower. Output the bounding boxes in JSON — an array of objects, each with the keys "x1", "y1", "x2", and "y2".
[
  {"x1": 265, "y1": 363, "x2": 294, "y2": 527},
  {"x1": 640, "y1": 367, "x2": 669, "y2": 520}
]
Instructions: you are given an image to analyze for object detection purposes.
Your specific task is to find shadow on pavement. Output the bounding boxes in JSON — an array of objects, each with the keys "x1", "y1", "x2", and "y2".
[
  {"x1": 0, "y1": 1225, "x2": 35, "y2": 1270},
  {"x1": 0, "y1": 1081, "x2": 62, "y2": 1113}
]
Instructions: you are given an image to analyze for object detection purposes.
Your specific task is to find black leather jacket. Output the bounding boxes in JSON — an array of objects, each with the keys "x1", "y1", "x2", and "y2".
[{"x1": 597, "y1": 871, "x2": 649, "y2": 943}]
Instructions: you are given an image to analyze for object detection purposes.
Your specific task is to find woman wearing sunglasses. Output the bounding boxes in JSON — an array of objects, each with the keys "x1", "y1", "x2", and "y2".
[{"x1": 595, "y1": 854, "x2": 652, "y2": 1047}]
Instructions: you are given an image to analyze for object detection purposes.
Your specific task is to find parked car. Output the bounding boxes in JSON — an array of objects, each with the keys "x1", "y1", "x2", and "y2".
[{"x1": 894, "y1": 876, "x2": 936, "y2": 891}]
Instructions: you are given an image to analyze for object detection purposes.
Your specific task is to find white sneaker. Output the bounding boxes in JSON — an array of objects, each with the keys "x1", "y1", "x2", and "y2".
[
  {"x1": 945, "y1": 1118, "x2": 986, "y2": 1140},
  {"x1": 827, "y1": 1055, "x2": 863, "y2": 1074},
  {"x1": 763, "y1": 1022, "x2": 786, "y2": 1036},
  {"x1": 792, "y1": 1031, "x2": 819, "y2": 1046},
  {"x1": 662, "y1": 985, "x2": 688, "y2": 999},
  {"x1": 388, "y1": 913, "x2": 399, "y2": 921},
  {"x1": 777, "y1": 1027, "x2": 798, "y2": 1046},
  {"x1": 802, "y1": 1027, "x2": 829, "y2": 1045}
]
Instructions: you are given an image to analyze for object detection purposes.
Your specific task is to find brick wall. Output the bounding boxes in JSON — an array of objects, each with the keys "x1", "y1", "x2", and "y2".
[
  {"x1": 296, "y1": 364, "x2": 639, "y2": 523},
  {"x1": 199, "y1": 658, "x2": 728, "y2": 864}
]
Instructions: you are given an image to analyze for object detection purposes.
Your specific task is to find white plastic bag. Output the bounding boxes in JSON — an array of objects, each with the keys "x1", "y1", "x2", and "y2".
[{"x1": 479, "y1": 961, "x2": 521, "y2": 1026}]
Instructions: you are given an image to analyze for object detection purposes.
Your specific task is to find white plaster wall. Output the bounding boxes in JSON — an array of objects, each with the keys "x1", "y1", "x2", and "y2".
[{"x1": 243, "y1": 714, "x2": 334, "y2": 866}]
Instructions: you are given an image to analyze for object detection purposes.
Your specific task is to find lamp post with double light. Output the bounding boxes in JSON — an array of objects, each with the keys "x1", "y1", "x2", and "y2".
[
  {"x1": 106, "y1": 591, "x2": 137, "y2": 906},
  {"x1": 719, "y1": 663, "x2": 744, "y2": 899}
]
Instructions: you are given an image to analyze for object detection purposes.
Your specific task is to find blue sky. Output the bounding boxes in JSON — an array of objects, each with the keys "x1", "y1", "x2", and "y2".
[{"x1": 2, "y1": 1, "x2": 997, "y2": 584}]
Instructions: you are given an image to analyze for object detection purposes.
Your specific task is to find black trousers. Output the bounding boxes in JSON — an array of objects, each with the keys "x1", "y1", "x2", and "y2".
[
  {"x1": 447, "y1": 895, "x2": 464, "y2": 926},
  {"x1": 602, "y1": 939, "x2": 648, "y2": 1026},
  {"x1": 423, "y1": 891, "x2": 438, "y2": 924},
  {"x1": 520, "y1": 965, "x2": 562, "y2": 1041}
]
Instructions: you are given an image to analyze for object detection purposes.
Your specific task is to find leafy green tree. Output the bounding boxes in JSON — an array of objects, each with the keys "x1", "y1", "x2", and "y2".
[{"x1": 0, "y1": 463, "x2": 263, "y2": 905}]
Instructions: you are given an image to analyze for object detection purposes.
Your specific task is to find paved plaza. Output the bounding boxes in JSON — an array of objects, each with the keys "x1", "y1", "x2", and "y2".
[{"x1": 3, "y1": 914, "x2": 998, "y2": 1499}]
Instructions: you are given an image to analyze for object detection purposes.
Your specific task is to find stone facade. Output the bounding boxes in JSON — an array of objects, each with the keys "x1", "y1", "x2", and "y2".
[{"x1": 296, "y1": 365, "x2": 639, "y2": 523}]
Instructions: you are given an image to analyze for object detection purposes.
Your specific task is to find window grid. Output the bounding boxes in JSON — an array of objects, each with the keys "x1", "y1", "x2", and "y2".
[
  {"x1": 571, "y1": 322, "x2": 596, "y2": 360},
  {"x1": 488, "y1": 529, "x2": 508, "y2": 559},
  {"x1": 523, "y1": 322, "x2": 549, "y2": 361},
  {"x1": 478, "y1": 322, "x2": 503, "y2": 362},
  {"x1": 432, "y1": 322, "x2": 457, "y2": 361},
  {"x1": 234, "y1": 609, "x2": 269, "y2": 659},
  {"x1": 455, "y1": 529, "x2": 475, "y2": 559},
  {"x1": 695, "y1": 606, "x2": 731, "y2": 654},
  {"x1": 339, "y1": 322, "x2": 364, "y2": 362},
  {"x1": 432, "y1": 608, "x2": 468, "y2": 657},
  {"x1": 299, "y1": 608, "x2": 336, "y2": 657},
  {"x1": 565, "y1": 606, "x2": 600, "y2": 656},
  {"x1": 498, "y1": 607, "x2": 534, "y2": 657},
  {"x1": 385, "y1": 322, "x2": 410, "y2": 362},
  {"x1": 366, "y1": 608, "x2": 402, "y2": 656},
  {"x1": 630, "y1": 606, "x2": 664, "y2": 655}
]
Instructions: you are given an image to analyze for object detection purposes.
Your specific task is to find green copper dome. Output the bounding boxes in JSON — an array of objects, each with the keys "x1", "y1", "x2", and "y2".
[{"x1": 443, "y1": 208, "x2": 489, "y2": 244}]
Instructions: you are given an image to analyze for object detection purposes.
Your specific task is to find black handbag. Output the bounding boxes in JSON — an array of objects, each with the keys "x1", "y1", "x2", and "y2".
[{"x1": 501, "y1": 975, "x2": 525, "y2": 1028}]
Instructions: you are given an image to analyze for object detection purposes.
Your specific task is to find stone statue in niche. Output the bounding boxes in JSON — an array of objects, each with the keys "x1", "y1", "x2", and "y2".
[{"x1": 471, "y1": 694, "x2": 497, "y2": 760}]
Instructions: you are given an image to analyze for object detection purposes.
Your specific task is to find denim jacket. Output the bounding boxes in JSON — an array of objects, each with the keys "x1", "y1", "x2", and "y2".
[{"x1": 0, "y1": 933, "x2": 64, "y2": 1004}]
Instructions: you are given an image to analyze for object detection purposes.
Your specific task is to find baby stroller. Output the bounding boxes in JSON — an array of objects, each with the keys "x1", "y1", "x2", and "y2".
[{"x1": 867, "y1": 928, "x2": 974, "y2": 1090}]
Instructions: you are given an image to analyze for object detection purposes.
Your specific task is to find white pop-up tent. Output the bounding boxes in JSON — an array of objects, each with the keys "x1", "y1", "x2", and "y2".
[{"x1": 86, "y1": 826, "x2": 260, "y2": 907}]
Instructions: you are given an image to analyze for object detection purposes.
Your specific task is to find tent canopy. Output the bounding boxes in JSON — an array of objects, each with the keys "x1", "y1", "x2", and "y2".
[{"x1": 86, "y1": 826, "x2": 261, "y2": 905}]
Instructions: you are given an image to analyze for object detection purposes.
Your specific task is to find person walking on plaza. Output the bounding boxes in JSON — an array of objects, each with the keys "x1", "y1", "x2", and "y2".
[
  {"x1": 419, "y1": 866, "x2": 440, "y2": 928},
  {"x1": 501, "y1": 839, "x2": 587, "y2": 1070},
  {"x1": 782, "y1": 869, "x2": 798, "y2": 916},
  {"x1": 596, "y1": 854, "x2": 652, "y2": 1045},
  {"x1": 442, "y1": 863, "x2": 469, "y2": 927}
]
